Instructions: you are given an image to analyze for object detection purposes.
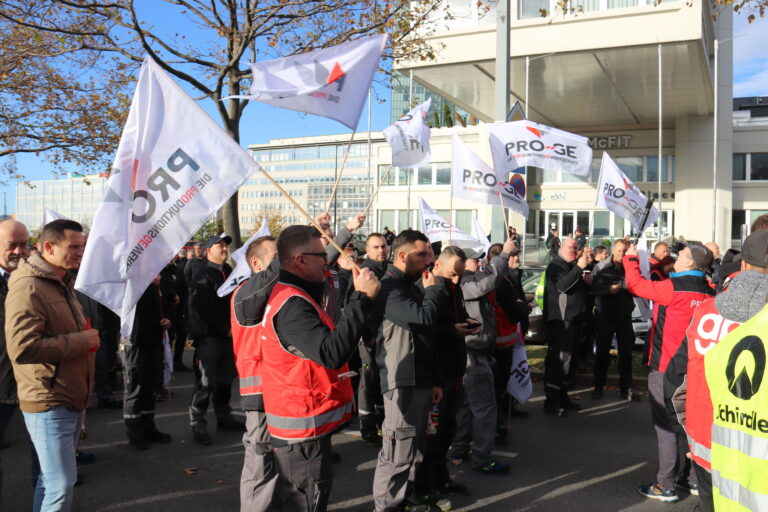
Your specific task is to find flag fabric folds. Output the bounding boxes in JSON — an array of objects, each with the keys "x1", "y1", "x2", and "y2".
[
  {"x1": 383, "y1": 98, "x2": 432, "y2": 168},
  {"x1": 75, "y1": 56, "x2": 258, "y2": 337},
  {"x1": 451, "y1": 135, "x2": 529, "y2": 219},
  {"x1": 487, "y1": 120, "x2": 593, "y2": 179},
  {"x1": 43, "y1": 208, "x2": 68, "y2": 226},
  {"x1": 217, "y1": 221, "x2": 271, "y2": 297},
  {"x1": 471, "y1": 215, "x2": 491, "y2": 253},
  {"x1": 240, "y1": 34, "x2": 387, "y2": 129},
  {"x1": 418, "y1": 197, "x2": 483, "y2": 249},
  {"x1": 595, "y1": 152, "x2": 660, "y2": 233}
]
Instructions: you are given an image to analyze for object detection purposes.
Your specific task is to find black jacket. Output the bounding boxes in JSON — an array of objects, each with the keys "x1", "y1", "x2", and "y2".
[
  {"x1": 190, "y1": 261, "x2": 232, "y2": 339},
  {"x1": 421, "y1": 277, "x2": 468, "y2": 391},
  {"x1": 184, "y1": 258, "x2": 207, "y2": 290},
  {"x1": 0, "y1": 275, "x2": 14, "y2": 403},
  {"x1": 544, "y1": 256, "x2": 588, "y2": 323},
  {"x1": 546, "y1": 235, "x2": 560, "y2": 257},
  {"x1": 590, "y1": 258, "x2": 635, "y2": 319},
  {"x1": 130, "y1": 283, "x2": 164, "y2": 348},
  {"x1": 161, "y1": 262, "x2": 187, "y2": 313},
  {"x1": 495, "y1": 269, "x2": 530, "y2": 334},
  {"x1": 273, "y1": 269, "x2": 372, "y2": 369}
]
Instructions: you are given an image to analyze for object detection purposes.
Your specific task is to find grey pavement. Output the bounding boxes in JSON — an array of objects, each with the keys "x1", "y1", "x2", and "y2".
[{"x1": 1, "y1": 350, "x2": 701, "y2": 511}]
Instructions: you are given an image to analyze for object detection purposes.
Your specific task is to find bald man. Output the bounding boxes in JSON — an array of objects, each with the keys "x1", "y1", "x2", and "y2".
[{"x1": 0, "y1": 220, "x2": 29, "y2": 503}]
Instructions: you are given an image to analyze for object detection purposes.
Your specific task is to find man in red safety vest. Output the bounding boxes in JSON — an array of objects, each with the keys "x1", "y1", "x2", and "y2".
[{"x1": 260, "y1": 225, "x2": 380, "y2": 512}]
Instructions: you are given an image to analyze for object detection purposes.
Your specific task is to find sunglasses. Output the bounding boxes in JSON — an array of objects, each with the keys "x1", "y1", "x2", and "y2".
[{"x1": 301, "y1": 252, "x2": 328, "y2": 261}]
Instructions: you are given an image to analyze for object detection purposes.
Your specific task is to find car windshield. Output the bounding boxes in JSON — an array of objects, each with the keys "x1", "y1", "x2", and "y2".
[{"x1": 521, "y1": 268, "x2": 545, "y2": 295}]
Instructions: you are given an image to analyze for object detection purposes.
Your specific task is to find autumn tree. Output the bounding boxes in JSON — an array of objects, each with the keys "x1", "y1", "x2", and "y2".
[
  {"x1": 251, "y1": 208, "x2": 286, "y2": 237},
  {"x1": 0, "y1": 0, "x2": 446, "y2": 246}
]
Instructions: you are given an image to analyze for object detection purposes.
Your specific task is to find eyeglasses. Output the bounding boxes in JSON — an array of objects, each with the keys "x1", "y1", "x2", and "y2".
[{"x1": 301, "y1": 252, "x2": 328, "y2": 261}]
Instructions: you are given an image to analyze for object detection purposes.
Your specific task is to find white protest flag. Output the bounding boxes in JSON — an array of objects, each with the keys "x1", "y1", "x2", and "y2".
[
  {"x1": 451, "y1": 135, "x2": 529, "y2": 219},
  {"x1": 595, "y1": 152, "x2": 659, "y2": 233},
  {"x1": 383, "y1": 98, "x2": 431, "y2": 168},
  {"x1": 76, "y1": 57, "x2": 258, "y2": 337},
  {"x1": 418, "y1": 197, "x2": 482, "y2": 249},
  {"x1": 217, "y1": 221, "x2": 271, "y2": 297},
  {"x1": 487, "y1": 120, "x2": 592, "y2": 179},
  {"x1": 43, "y1": 208, "x2": 68, "y2": 226},
  {"x1": 471, "y1": 215, "x2": 491, "y2": 253},
  {"x1": 237, "y1": 34, "x2": 387, "y2": 129}
]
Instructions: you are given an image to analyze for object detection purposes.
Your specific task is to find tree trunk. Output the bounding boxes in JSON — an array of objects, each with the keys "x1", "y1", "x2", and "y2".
[{"x1": 220, "y1": 90, "x2": 243, "y2": 250}]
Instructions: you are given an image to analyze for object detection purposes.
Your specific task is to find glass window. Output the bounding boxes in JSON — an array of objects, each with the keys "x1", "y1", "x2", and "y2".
[
  {"x1": 732, "y1": 209, "x2": 746, "y2": 240},
  {"x1": 733, "y1": 154, "x2": 746, "y2": 181},
  {"x1": 397, "y1": 210, "x2": 411, "y2": 232},
  {"x1": 750, "y1": 210, "x2": 768, "y2": 227},
  {"x1": 608, "y1": 0, "x2": 638, "y2": 7},
  {"x1": 614, "y1": 156, "x2": 644, "y2": 183},
  {"x1": 379, "y1": 210, "x2": 395, "y2": 232},
  {"x1": 750, "y1": 153, "x2": 768, "y2": 180},
  {"x1": 541, "y1": 168, "x2": 558, "y2": 183},
  {"x1": 435, "y1": 165, "x2": 451, "y2": 185},
  {"x1": 397, "y1": 167, "x2": 411, "y2": 186},
  {"x1": 613, "y1": 213, "x2": 625, "y2": 238},
  {"x1": 417, "y1": 166, "x2": 432, "y2": 185},
  {"x1": 518, "y1": 0, "x2": 548, "y2": 19},
  {"x1": 647, "y1": 156, "x2": 659, "y2": 184},
  {"x1": 455, "y1": 210, "x2": 473, "y2": 233},
  {"x1": 436, "y1": 210, "x2": 451, "y2": 222},
  {"x1": 379, "y1": 165, "x2": 395, "y2": 186},
  {"x1": 592, "y1": 211, "x2": 610, "y2": 238},
  {"x1": 576, "y1": 211, "x2": 589, "y2": 236},
  {"x1": 526, "y1": 209, "x2": 537, "y2": 236},
  {"x1": 563, "y1": 172, "x2": 587, "y2": 184},
  {"x1": 591, "y1": 158, "x2": 601, "y2": 183}
]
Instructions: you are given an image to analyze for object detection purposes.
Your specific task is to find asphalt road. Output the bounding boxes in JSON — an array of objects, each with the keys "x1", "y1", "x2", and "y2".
[{"x1": 1, "y1": 350, "x2": 703, "y2": 512}]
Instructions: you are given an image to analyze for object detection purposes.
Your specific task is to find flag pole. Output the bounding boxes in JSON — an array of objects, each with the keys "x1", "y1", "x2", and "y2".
[
  {"x1": 449, "y1": 181, "x2": 454, "y2": 246},
  {"x1": 256, "y1": 163, "x2": 361, "y2": 272},
  {"x1": 363, "y1": 164, "x2": 393, "y2": 219},
  {"x1": 498, "y1": 191, "x2": 509, "y2": 234},
  {"x1": 634, "y1": 198, "x2": 655, "y2": 245},
  {"x1": 325, "y1": 130, "x2": 357, "y2": 216}
]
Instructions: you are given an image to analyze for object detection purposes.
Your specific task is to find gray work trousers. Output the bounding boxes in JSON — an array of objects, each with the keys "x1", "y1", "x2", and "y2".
[
  {"x1": 648, "y1": 370, "x2": 696, "y2": 489},
  {"x1": 373, "y1": 386, "x2": 432, "y2": 512},
  {"x1": 240, "y1": 411, "x2": 279, "y2": 512},
  {"x1": 273, "y1": 436, "x2": 332, "y2": 512},
  {"x1": 449, "y1": 353, "x2": 496, "y2": 468},
  {"x1": 189, "y1": 337, "x2": 236, "y2": 428}
]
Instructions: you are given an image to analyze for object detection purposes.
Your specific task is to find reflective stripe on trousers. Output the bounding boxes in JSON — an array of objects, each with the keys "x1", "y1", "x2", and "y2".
[{"x1": 266, "y1": 402, "x2": 352, "y2": 432}]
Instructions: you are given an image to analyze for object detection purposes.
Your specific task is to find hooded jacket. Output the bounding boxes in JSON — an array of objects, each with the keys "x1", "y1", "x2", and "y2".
[
  {"x1": 460, "y1": 253, "x2": 510, "y2": 355},
  {"x1": 5, "y1": 253, "x2": 93, "y2": 413}
]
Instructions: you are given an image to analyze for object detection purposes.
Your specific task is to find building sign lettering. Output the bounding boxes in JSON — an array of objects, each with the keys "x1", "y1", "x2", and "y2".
[{"x1": 588, "y1": 135, "x2": 632, "y2": 149}]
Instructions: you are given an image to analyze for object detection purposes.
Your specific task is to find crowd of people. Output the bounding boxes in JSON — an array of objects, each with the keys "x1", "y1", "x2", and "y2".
[{"x1": 0, "y1": 211, "x2": 765, "y2": 512}]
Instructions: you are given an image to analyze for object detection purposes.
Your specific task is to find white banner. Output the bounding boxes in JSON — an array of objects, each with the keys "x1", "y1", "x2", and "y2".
[
  {"x1": 43, "y1": 208, "x2": 68, "y2": 226},
  {"x1": 595, "y1": 152, "x2": 659, "y2": 233},
  {"x1": 451, "y1": 135, "x2": 529, "y2": 219},
  {"x1": 488, "y1": 120, "x2": 592, "y2": 179},
  {"x1": 418, "y1": 197, "x2": 482, "y2": 249},
  {"x1": 217, "y1": 221, "x2": 271, "y2": 297},
  {"x1": 383, "y1": 98, "x2": 431, "y2": 168},
  {"x1": 75, "y1": 56, "x2": 258, "y2": 337},
  {"x1": 471, "y1": 215, "x2": 491, "y2": 253},
  {"x1": 238, "y1": 34, "x2": 386, "y2": 129}
]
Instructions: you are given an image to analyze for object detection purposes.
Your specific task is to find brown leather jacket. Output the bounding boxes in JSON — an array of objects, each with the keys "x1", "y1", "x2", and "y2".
[{"x1": 5, "y1": 253, "x2": 94, "y2": 413}]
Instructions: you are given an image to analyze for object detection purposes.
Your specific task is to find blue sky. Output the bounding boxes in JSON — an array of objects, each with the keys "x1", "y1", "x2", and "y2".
[{"x1": 4, "y1": 10, "x2": 767, "y2": 214}]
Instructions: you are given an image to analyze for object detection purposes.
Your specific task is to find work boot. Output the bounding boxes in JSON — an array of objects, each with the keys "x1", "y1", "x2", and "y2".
[
  {"x1": 216, "y1": 417, "x2": 246, "y2": 432},
  {"x1": 145, "y1": 428, "x2": 172, "y2": 444},
  {"x1": 128, "y1": 432, "x2": 149, "y2": 451},
  {"x1": 192, "y1": 426, "x2": 213, "y2": 446}
]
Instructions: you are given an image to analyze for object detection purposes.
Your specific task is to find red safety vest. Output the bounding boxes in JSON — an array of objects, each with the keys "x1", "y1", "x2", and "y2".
[
  {"x1": 489, "y1": 291, "x2": 522, "y2": 348},
  {"x1": 685, "y1": 298, "x2": 741, "y2": 471},
  {"x1": 231, "y1": 282, "x2": 263, "y2": 397},
  {"x1": 261, "y1": 282, "x2": 354, "y2": 441}
]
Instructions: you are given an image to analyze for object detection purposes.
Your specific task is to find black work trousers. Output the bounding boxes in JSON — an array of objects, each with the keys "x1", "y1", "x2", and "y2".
[
  {"x1": 544, "y1": 319, "x2": 580, "y2": 404},
  {"x1": 357, "y1": 341, "x2": 383, "y2": 435},
  {"x1": 415, "y1": 385, "x2": 461, "y2": 492},
  {"x1": 121, "y1": 342, "x2": 164, "y2": 433},
  {"x1": 273, "y1": 436, "x2": 333, "y2": 512},
  {"x1": 593, "y1": 313, "x2": 635, "y2": 392},
  {"x1": 189, "y1": 337, "x2": 236, "y2": 428}
]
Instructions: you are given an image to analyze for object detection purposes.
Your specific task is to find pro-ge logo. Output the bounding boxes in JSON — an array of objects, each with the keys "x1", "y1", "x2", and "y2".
[{"x1": 725, "y1": 335, "x2": 765, "y2": 400}]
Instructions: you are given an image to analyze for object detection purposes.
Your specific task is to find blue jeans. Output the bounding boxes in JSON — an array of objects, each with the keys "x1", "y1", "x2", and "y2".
[{"x1": 23, "y1": 407, "x2": 83, "y2": 512}]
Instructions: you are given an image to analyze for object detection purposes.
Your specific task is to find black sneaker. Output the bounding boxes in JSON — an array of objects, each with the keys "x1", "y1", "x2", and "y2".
[
  {"x1": 591, "y1": 388, "x2": 603, "y2": 400},
  {"x1": 472, "y1": 460, "x2": 510, "y2": 475},
  {"x1": 145, "y1": 428, "x2": 172, "y2": 444},
  {"x1": 675, "y1": 480, "x2": 699, "y2": 496},
  {"x1": 436, "y1": 480, "x2": 471, "y2": 496},
  {"x1": 361, "y1": 431, "x2": 383, "y2": 447},
  {"x1": 543, "y1": 401, "x2": 566, "y2": 416},
  {"x1": 449, "y1": 450, "x2": 471, "y2": 466},
  {"x1": 560, "y1": 399, "x2": 582, "y2": 412},
  {"x1": 76, "y1": 450, "x2": 96, "y2": 465},
  {"x1": 638, "y1": 483, "x2": 679, "y2": 503},
  {"x1": 128, "y1": 434, "x2": 149, "y2": 451},
  {"x1": 192, "y1": 427, "x2": 213, "y2": 446}
]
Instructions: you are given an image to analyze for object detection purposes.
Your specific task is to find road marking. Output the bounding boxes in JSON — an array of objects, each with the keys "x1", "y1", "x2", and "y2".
[
  {"x1": 491, "y1": 450, "x2": 518, "y2": 459},
  {"x1": 98, "y1": 484, "x2": 238, "y2": 510}
]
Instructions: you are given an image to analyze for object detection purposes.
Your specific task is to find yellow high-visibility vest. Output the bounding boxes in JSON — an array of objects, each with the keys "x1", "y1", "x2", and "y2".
[
  {"x1": 705, "y1": 303, "x2": 768, "y2": 512},
  {"x1": 535, "y1": 271, "x2": 546, "y2": 311}
]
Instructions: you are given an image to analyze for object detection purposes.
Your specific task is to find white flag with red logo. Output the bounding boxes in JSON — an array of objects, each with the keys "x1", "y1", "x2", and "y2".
[
  {"x1": 216, "y1": 221, "x2": 271, "y2": 298},
  {"x1": 418, "y1": 197, "x2": 483, "y2": 249},
  {"x1": 237, "y1": 34, "x2": 387, "y2": 129},
  {"x1": 487, "y1": 120, "x2": 592, "y2": 178},
  {"x1": 383, "y1": 98, "x2": 432, "y2": 167},
  {"x1": 596, "y1": 152, "x2": 659, "y2": 232},
  {"x1": 471, "y1": 215, "x2": 491, "y2": 253},
  {"x1": 451, "y1": 135, "x2": 529, "y2": 219},
  {"x1": 43, "y1": 208, "x2": 68, "y2": 227},
  {"x1": 75, "y1": 56, "x2": 258, "y2": 337}
]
